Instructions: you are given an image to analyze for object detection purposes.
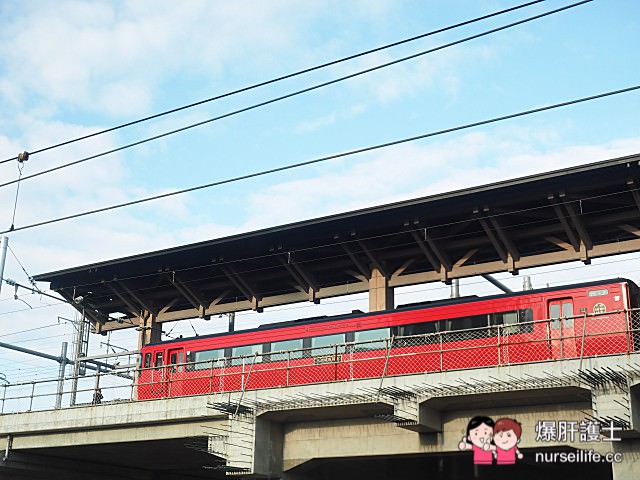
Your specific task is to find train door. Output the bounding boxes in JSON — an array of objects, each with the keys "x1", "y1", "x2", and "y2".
[
  {"x1": 167, "y1": 347, "x2": 185, "y2": 397},
  {"x1": 549, "y1": 298, "x2": 576, "y2": 359},
  {"x1": 151, "y1": 350, "x2": 168, "y2": 397}
]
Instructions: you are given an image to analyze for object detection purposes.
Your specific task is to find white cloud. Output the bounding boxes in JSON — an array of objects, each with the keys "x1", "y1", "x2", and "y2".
[
  {"x1": 295, "y1": 104, "x2": 365, "y2": 134},
  {"x1": 0, "y1": 0, "x2": 330, "y2": 118},
  {"x1": 242, "y1": 133, "x2": 640, "y2": 230}
]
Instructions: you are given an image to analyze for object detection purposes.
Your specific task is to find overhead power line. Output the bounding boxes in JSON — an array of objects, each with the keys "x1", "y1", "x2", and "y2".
[
  {"x1": 0, "y1": 0, "x2": 591, "y2": 190},
  {"x1": 0, "y1": 0, "x2": 548, "y2": 166},
  {"x1": 2, "y1": 83, "x2": 638, "y2": 236}
]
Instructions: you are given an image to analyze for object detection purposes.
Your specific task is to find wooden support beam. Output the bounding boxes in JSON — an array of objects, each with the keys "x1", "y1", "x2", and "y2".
[
  {"x1": 423, "y1": 229, "x2": 452, "y2": 272},
  {"x1": 86, "y1": 309, "x2": 106, "y2": 335},
  {"x1": 308, "y1": 286, "x2": 319, "y2": 304},
  {"x1": 549, "y1": 195, "x2": 580, "y2": 251},
  {"x1": 341, "y1": 243, "x2": 370, "y2": 278},
  {"x1": 159, "y1": 298, "x2": 179, "y2": 316},
  {"x1": 563, "y1": 201, "x2": 593, "y2": 250},
  {"x1": 168, "y1": 274, "x2": 204, "y2": 311},
  {"x1": 207, "y1": 290, "x2": 230, "y2": 310},
  {"x1": 392, "y1": 258, "x2": 415, "y2": 278},
  {"x1": 489, "y1": 216, "x2": 520, "y2": 261},
  {"x1": 107, "y1": 283, "x2": 142, "y2": 319},
  {"x1": 279, "y1": 254, "x2": 320, "y2": 303},
  {"x1": 345, "y1": 269, "x2": 368, "y2": 283},
  {"x1": 477, "y1": 217, "x2": 507, "y2": 263},
  {"x1": 619, "y1": 224, "x2": 640, "y2": 237},
  {"x1": 409, "y1": 230, "x2": 441, "y2": 272},
  {"x1": 278, "y1": 256, "x2": 307, "y2": 292},
  {"x1": 627, "y1": 179, "x2": 640, "y2": 212},
  {"x1": 358, "y1": 240, "x2": 388, "y2": 278},
  {"x1": 545, "y1": 236, "x2": 574, "y2": 251},
  {"x1": 454, "y1": 248, "x2": 478, "y2": 268},
  {"x1": 220, "y1": 266, "x2": 253, "y2": 302},
  {"x1": 118, "y1": 282, "x2": 154, "y2": 315},
  {"x1": 289, "y1": 255, "x2": 319, "y2": 293}
]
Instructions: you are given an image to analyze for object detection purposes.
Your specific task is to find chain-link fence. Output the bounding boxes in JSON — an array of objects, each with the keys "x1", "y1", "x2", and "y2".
[{"x1": 3, "y1": 308, "x2": 639, "y2": 414}]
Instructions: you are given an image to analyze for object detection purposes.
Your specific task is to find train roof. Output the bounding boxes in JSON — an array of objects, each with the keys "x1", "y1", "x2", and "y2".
[{"x1": 144, "y1": 277, "x2": 635, "y2": 348}]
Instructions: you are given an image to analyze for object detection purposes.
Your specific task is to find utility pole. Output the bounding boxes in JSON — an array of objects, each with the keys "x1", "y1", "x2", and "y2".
[
  {"x1": 70, "y1": 306, "x2": 89, "y2": 406},
  {"x1": 0, "y1": 236, "x2": 8, "y2": 295},
  {"x1": 228, "y1": 312, "x2": 235, "y2": 332},
  {"x1": 55, "y1": 342, "x2": 68, "y2": 409}
]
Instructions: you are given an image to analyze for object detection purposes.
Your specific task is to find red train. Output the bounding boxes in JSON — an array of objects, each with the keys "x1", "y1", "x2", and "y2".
[{"x1": 137, "y1": 278, "x2": 638, "y2": 399}]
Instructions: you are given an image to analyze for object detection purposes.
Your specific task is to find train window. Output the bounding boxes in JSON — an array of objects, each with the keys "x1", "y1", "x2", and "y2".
[
  {"x1": 230, "y1": 344, "x2": 262, "y2": 366},
  {"x1": 312, "y1": 333, "x2": 345, "y2": 349},
  {"x1": 154, "y1": 352, "x2": 163, "y2": 368},
  {"x1": 562, "y1": 301, "x2": 574, "y2": 328},
  {"x1": 499, "y1": 311, "x2": 519, "y2": 334},
  {"x1": 311, "y1": 333, "x2": 347, "y2": 356},
  {"x1": 192, "y1": 349, "x2": 224, "y2": 370},
  {"x1": 395, "y1": 322, "x2": 439, "y2": 346},
  {"x1": 354, "y1": 328, "x2": 390, "y2": 351},
  {"x1": 517, "y1": 309, "x2": 534, "y2": 333},
  {"x1": 550, "y1": 303, "x2": 561, "y2": 330},
  {"x1": 396, "y1": 308, "x2": 535, "y2": 342},
  {"x1": 143, "y1": 353, "x2": 152, "y2": 369},
  {"x1": 520, "y1": 309, "x2": 533, "y2": 323},
  {"x1": 397, "y1": 322, "x2": 437, "y2": 336},
  {"x1": 168, "y1": 351, "x2": 184, "y2": 373},
  {"x1": 271, "y1": 339, "x2": 303, "y2": 360},
  {"x1": 489, "y1": 309, "x2": 534, "y2": 334},
  {"x1": 446, "y1": 314, "x2": 488, "y2": 331}
]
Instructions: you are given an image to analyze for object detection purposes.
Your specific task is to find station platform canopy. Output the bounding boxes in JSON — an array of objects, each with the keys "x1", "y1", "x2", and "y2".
[{"x1": 34, "y1": 152, "x2": 640, "y2": 335}]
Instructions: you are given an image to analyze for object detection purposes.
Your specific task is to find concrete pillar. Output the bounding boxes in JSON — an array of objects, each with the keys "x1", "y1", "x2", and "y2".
[
  {"x1": 611, "y1": 439, "x2": 640, "y2": 480},
  {"x1": 137, "y1": 311, "x2": 161, "y2": 349},
  {"x1": 369, "y1": 267, "x2": 393, "y2": 312}
]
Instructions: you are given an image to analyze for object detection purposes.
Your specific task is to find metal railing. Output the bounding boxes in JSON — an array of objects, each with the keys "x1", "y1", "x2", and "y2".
[{"x1": 2, "y1": 308, "x2": 639, "y2": 414}]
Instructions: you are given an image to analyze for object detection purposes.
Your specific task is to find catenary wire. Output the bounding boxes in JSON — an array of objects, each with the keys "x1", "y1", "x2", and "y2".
[
  {"x1": 2, "y1": 82, "x2": 637, "y2": 236},
  {"x1": 7, "y1": 244, "x2": 36, "y2": 287},
  {"x1": 0, "y1": 0, "x2": 591, "y2": 190},
  {"x1": 0, "y1": 0, "x2": 548, "y2": 166},
  {"x1": 0, "y1": 323, "x2": 64, "y2": 338}
]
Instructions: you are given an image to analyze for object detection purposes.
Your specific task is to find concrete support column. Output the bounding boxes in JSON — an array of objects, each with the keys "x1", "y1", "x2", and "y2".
[
  {"x1": 209, "y1": 414, "x2": 284, "y2": 477},
  {"x1": 369, "y1": 267, "x2": 393, "y2": 312},
  {"x1": 611, "y1": 439, "x2": 640, "y2": 480},
  {"x1": 137, "y1": 311, "x2": 161, "y2": 349}
]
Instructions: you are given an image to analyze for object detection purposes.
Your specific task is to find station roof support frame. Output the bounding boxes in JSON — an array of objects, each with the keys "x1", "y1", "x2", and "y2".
[{"x1": 34, "y1": 153, "x2": 640, "y2": 335}]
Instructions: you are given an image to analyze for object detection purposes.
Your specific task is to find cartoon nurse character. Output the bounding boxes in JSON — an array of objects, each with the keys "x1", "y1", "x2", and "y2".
[
  {"x1": 493, "y1": 418, "x2": 524, "y2": 465},
  {"x1": 458, "y1": 416, "x2": 495, "y2": 465}
]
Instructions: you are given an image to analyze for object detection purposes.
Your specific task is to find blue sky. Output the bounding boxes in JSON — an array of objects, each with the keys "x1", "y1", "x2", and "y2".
[{"x1": 0, "y1": 0, "x2": 639, "y2": 386}]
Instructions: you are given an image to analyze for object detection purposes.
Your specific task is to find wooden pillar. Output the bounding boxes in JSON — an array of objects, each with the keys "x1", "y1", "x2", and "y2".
[
  {"x1": 137, "y1": 311, "x2": 161, "y2": 349},
  {"x1": 369, "y1": 266, "x2": 394, "y2": 312}
]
